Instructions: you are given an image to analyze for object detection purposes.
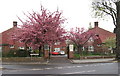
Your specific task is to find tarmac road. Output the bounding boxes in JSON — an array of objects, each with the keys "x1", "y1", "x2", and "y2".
[
  {"x1": 2, "y1": 62, "x2": 118, "y2": 74},
  {"x1": 1, "y1": 56, "x2": 119, "y2": 76}
]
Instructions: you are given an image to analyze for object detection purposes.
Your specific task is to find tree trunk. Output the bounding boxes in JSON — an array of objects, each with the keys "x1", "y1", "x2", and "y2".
[
  {"x1": 39, "y1": 46, "x2": 42, "y2": 57},
  {"x1": 115, "y1": 1, "x2": 120, "y2": 60},
  {"x1": 77, "y1": 45, "x2": 82, "y2": 59},
  {"x1": 24, "y1": 42, "x2": 27, "y2": 51}
]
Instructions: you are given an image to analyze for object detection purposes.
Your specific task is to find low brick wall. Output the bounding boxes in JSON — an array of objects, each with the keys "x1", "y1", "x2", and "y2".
[
  {"x1": 81, "y1": 56, "x2": 115, "y2": 59},
  {"x1": 2, "y1": 57, "x2": 45, "y2": 62}
]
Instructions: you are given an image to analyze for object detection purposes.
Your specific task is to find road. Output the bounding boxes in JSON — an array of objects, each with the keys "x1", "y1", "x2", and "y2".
[
  {"x1": 1, "y1": 56, "x2": 119, "y2": 75},
  {"x1": 2, "y1": 62, "x2": 118, "y2": 74}
]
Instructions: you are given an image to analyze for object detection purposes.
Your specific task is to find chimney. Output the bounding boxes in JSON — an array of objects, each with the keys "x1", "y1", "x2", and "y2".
[
  {"x1": 13, "y1": 21, "x2": 17, "y2": 27},
  {"x1": 94, "y1": 22, "x2": 98, "y2": 28}
]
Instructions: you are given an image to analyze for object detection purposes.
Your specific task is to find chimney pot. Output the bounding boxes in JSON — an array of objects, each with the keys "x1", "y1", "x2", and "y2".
[
  {"x1": 94, "y1": 22, "x2": 98, "y2": 27},
  {"x1": 13, "y1": 21, "x2": 17, "y2": 27}
]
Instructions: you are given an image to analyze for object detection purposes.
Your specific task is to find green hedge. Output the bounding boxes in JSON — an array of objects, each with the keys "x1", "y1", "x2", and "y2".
[
  {"x1": 2, "y1": 49, "x2": 29, "y2": 57},
  {"x1": 2, "y1": 49, "x2": 44, "y2": 57}
]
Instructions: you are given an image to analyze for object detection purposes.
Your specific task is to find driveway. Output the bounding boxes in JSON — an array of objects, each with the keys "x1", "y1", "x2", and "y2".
[{"x1": 48, "y1": 54, "x2": 71, "y2": 64}]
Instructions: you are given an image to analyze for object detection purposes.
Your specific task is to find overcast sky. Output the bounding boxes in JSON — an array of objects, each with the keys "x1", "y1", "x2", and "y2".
[{"x1": 0, "y1": 0, "x2": 115, "y2": 33}]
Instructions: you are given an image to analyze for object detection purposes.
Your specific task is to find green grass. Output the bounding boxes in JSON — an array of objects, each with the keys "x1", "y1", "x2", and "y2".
[
  {"x1": 74, "y1": 53, "x2": 115, "y2": 58},
  {"x1": 74, "y1": 54, "x2": 80, "y2": 58}
]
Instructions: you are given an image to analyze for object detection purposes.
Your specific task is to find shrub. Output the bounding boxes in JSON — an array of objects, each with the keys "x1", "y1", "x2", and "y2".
[
  {"x1": 6, "y1": 50, "x2": 18, "y2": 57},
  {"x1": 3, "y1": 49, "x2": 29, "y2": 57},
  {"x1": 17, "y1": 49, "x2": 29, "y2": 57}
]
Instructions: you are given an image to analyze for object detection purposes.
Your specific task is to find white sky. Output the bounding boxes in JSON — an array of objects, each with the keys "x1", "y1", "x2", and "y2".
[{"x1": 0, "y1": 0, "x2": 115, "y2": 33}]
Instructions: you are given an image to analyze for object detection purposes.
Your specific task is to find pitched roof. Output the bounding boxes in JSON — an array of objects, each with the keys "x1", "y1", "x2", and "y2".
[
  {"x1": 1, "y1": 23, "x2": 24, "y2": 47},
  {"x1": 88, "y1": 24, "x2": 116, "y2": 42}
]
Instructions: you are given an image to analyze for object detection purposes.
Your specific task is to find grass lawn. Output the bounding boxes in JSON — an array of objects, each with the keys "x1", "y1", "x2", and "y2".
[{"x1": 74, "y1": 53, "x2": 115, "y2": 59}]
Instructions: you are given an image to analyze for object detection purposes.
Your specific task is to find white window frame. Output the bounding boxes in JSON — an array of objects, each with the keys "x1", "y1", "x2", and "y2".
[
  {"x1": 10, "y1": 45, "x2": 14, "y2": 48},
  {"x1": 88, "y1": 46, "x2": 94, "y2": 51},
  {"x1": 82, "y1": 47, "x2": 85, "y2": 51},
  {"x1": 0, "y1": 47, "x2": 2, "y2": 52},
  {"x1": 54, "y1": 42, "x2": 60, "y2": 45},
  {"x1": 28, "y1": 47, "x2": 32, "y2": 50},
  {"x1": 18, "y1": 47, "x2": 25, "y2": 50},
  {"x1": 88, "y1": 37, "x2": 94, "y2": 42}
]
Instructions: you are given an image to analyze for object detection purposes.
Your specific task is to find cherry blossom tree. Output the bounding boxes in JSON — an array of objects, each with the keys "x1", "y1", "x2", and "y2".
[
  {"x1": 68, "y1": 27, "x2": 94, "y2": 57},
  {"x1": 13, "y1": 6, "x2": 67, "y2": 56}
]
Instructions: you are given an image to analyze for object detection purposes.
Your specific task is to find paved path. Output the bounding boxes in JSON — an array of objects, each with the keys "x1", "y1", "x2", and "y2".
[
  {"x1": 71, "y1": 58, "x2": 116, "y2": 64},
  {"x1": 2, "y1": 56, "x2": 116, "y2": 65},
  {"x1": 48, "y1": 56, "x2": 71, "y2": 64}
]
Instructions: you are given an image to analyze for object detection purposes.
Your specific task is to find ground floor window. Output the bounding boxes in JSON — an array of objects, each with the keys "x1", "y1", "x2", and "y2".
[
  {"x1": 82, "y1": 47, "x2": 85, "y2": 51},
  {"x1": 88, "y1": 46, "x2": 94, "y2": 51},
  {"x1": 0, "y1": 47, "x2": 2, "y2": 52},
  {"x1": 9, "y1": 45, "x2": 14, "y2": 48},
  {"x1": 18, "y1": 47, "x2": 25, "y2": 50}
]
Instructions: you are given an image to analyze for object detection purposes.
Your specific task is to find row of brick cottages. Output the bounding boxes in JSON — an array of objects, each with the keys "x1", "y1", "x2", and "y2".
[{"x1": 0, "y1": 21, "x2": 116, "y2": 57}]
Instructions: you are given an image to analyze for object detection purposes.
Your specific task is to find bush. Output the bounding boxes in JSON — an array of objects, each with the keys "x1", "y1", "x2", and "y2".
[
  {"x1": 6, "y1": 50, "x2": 18, "y2": 57},
  {"x1": 3, "y1": 49, "x2": 29, "y2": 57},
  {"x1": 17, "y1": 49, "x2": 29, "y2": 57}
]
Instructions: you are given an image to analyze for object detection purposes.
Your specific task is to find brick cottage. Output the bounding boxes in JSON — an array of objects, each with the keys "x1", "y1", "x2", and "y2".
[
  {"x1": 0, "y1": 21, "x2": 116, "y2": 56},
  {"x1": 83, "y1": 22, "x2": 116, "y2": 54}
]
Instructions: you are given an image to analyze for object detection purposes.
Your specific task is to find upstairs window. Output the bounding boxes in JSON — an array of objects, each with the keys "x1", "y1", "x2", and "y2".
[
  {"x1": 88, "y1": 37, "x2": 94, "y2": 42},
  {"x1": 54, "y1": 42, "x2": 60, "y2": 45}
]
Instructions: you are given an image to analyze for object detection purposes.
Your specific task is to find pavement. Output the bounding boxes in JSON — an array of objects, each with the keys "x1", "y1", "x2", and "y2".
[
  {"x1": 0, "y1": 58, "x2": 117, "y2": 70},
  {"x1": 70, "y1": 58, "x2": 117, "y2": 64},
  {"x1": 1, "y1": 58, "x2": 117, "y2": 65},
  {"x1": 2, "y1": 61, "x2": 48, "y2": 65}
]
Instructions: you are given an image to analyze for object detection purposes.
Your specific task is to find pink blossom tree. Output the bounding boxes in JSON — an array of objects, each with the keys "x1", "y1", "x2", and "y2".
[
  {"x1": 68, "y1": 27, "x2": 94, "y2": 57},
  {"x1": 13, "y1": 6, "x2": 67, "y2": 56}
]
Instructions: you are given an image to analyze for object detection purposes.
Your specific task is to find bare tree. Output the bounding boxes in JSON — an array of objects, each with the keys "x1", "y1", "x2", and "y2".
[{"x1": 92, "y1": 0, "x2": 120, "y2": 60}]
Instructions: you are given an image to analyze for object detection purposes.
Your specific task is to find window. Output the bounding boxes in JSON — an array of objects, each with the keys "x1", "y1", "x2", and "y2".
[
  {"x1": 28, "y1": 47, "x2": 32, "y2": 50},
  {"x1": 0, "y1": 47, "x2": 2, "y2": 52},
  {"x1": 82, "y1": 47, "x2": 85, "y2": 51},
  {"x1": 88, "y1": 46, "x2": 94, "y2": 51},
  {"x1": 61, "y1": 46, "x2": 66, "y2": 49},
  {"x1": 19, "y1": 40, "x2": 22, "y2": 43},
  {"x1": 54, "y1": 48, "x2": 60, "y2": 52},
  {"x1": 97, "y1": 44, "x2": 101, "y2": 47},
  {"x1": 10, "y1": 45, "x2": 14, "y2": 48},
  {"x1": 54, "y1": 42, "x2": 60, "y2": 45},
  {"x1": 18, "y1": 47, "x2": 25, "y2": 50},
  {"x1": 88, "y1": 37, "x2": 94, "y2": 42}
]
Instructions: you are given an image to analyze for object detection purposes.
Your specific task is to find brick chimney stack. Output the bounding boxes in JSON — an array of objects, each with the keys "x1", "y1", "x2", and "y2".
[
  {"x1": 94, "y1": 22, "x2": 98, "y2": 28},
  {"x1": 13, "y1": 21, "x2": 17, "y2": 27}
]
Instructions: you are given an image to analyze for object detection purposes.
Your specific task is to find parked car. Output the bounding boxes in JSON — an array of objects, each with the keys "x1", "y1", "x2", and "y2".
[
  {"x1": 51, "y1": 50, "x2": 65, "y2": 55},
  {"x1": 51, "y1": 50, "x2": 60, "y2": 55},
  {"x1": 59, "y1": 51, "x2": 65, "y2": 55}
]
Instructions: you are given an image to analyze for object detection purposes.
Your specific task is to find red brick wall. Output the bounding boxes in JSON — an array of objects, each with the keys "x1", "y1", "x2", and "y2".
[
  {"x1": 52, "y1": 41, "x2": 67, "y2": 53},
  {"x1": 85, "y1": 24, "x2": 116, "y2": 53},
  {"x1": 1, "y1": 27, "x2": 25, "y2": 55}
]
